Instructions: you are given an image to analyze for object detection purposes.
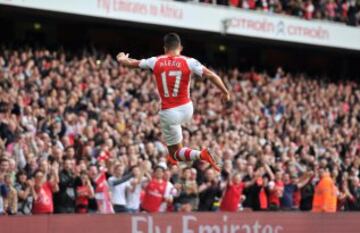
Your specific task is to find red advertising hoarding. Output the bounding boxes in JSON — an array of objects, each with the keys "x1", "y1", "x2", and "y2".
[{"x1": 0, "y1": 212, "x2": 359, "y2": 233}]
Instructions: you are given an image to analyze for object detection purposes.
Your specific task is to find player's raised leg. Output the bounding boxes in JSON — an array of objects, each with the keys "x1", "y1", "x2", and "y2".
[
  {"x1": 167, "y1": 143, "x2": 221, "y2": 172},
  {"x1": 162, "y1": 122, "x2": 221, "y2": 172}
]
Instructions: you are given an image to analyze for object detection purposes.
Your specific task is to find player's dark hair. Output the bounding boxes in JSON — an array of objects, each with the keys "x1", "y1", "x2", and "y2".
[{"x1": 163, "y1": 33, "x2": 181, "y2": 50}]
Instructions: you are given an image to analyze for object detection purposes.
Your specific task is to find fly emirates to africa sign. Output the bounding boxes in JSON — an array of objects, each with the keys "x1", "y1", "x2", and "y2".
[{"x1": 97, "y1": 0, "x2": 183, "y2": 20}]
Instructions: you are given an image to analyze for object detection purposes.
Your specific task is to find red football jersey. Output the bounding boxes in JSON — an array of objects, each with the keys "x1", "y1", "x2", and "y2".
[
  {"x1": 32, "y1": 182, "x2": 54, "y2": 214},
  {"x1": 220, "y1": 182, "x2": 245, "y2": 212},
  {"x1": 269, "y1": 181, "x2": 284, "y2": 207},
  {"x1": 139, "y1": 55, "x2": 204, "y2": 110},
  {"x1": 141, "y1": 178, "x2": 167, "y2": 212}
]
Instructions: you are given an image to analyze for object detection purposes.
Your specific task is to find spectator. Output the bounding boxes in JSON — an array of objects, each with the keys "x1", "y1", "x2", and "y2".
[
  {"x1": 141, "y1": 165, "x2": 171, "y2": 212},
  {"x1": 303, "y1": 0, "x2": 315, "y2": 20},
  {"x1": 174, "y1": 167, "x2": 199, "y2": 212},
  {"x1": 125, "y1": 164, "x2": 149, "y2": 213},
  {"x1": 326, "y1": 0, "x2": 338, "y2": 20},
  {"x1": 280, "y1": 172, "x2": 311, "y2": 210},
  {"x1": 0, "y1": 158, "x2": 10, "y2": 174},
  {"x1": 31, "y1": 166, "x2": 59, "y2": 214},
  {"x1": 242, "y1": 165, "x2": 272, "y2": 211},
  {"x1": 312, "y1": 168, "x2": 337, "y2": 212},
  {"x1": 242, "y1": 0, "x2": 257, "y2": 9},
  {"x1": 340, "y1": 0, "x2": 349, "y2": 23},
  {"x1": 184, "y1": 0, "x2": 360, "y2": 27},
  {"x1": 220, "y1": 172, "x2": 251, "y2": 212},
  {"x1": 87, "y1": 165, "x2": 99, "y2": 213},
  {"x1": 198, "y1": 168, "x2": 222, "y2": 211},
  {"x1": 348, "y1": 0, "x2": 359, "y2": 26},
  {"x1": 75, "y1": 171, "x2": 95, "y2": 213},
  {"x1": 159, "y1": 165, "x2": 177, "y2": 212},
  {"x1": 3, "y1": 173, "x2": 17, "y2": 215},
  {"x1": 257, "y1": 0, "x2": 270, "y2": 12},
  {"x1": 248, "y1": 175, "x2": 269, "y2": 211},
  {"x1": 90, "y1": 165, "x2": 114, "y2": 214},
  {"x1": 268, "y1": 171, "x2": 284, "y2": 210},
  {"x1": 229, "y1": 0, "x2": 240, "y2": 7},
  {"x1": 14, "y1": 170, "x2": 33, "y2": 215},
  {"x1": 108, "y1": 163, "x2": 132, "y2": 213},
  {"x1": 0, "y1": 173, "x2": 7, "y2": 215},
  {"x1": 347, "y1": 177, "x2": 360, "y2": 210},
  {"x1": 53, "y1": 157, "x2": 76, "y2": 213},
  {"x1": 281, "y1": 173, "x2": 298, "y2": 210},
  {"x1": 299, "y1": 171, "x2": 315, "y2": 211},
  {"x1": 270, "y1": 0, "x2": 283, "y2": 13}
]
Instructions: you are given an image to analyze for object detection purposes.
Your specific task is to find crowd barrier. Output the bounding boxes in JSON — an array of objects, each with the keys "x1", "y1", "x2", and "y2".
[{"x1": 1, "y1": 212, "x2": 360, "y2": 233}]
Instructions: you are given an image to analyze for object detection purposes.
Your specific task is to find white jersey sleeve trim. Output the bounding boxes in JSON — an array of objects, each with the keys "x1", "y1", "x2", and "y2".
[
  {"x1": 185, "y1": 57, "x2": 204, "y2": 77},
  {"x1": 139, "y1": 57, "x2": 157, "y2": 70}
]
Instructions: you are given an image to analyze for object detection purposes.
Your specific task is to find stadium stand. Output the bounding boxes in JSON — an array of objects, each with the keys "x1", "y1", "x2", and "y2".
[
  {"x1": 181, "y1": 0, "x2": 360, "y2": 26},
  {"x1": 1, "y1": 46, "x2": 360, "y2": 215}
]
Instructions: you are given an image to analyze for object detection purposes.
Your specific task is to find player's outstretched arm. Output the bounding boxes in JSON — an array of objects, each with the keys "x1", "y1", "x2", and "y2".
[
  {"x1": 116, "y1": 52, "x2": 141, "y2": 68},
  {"x1": 202, "y1": 67, "x2": 231, "y2": 101}
]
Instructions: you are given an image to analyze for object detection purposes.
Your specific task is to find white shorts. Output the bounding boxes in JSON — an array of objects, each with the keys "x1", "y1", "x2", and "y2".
[{"x1": 159, "y1": 102, "x2": 193, "y2": 146}]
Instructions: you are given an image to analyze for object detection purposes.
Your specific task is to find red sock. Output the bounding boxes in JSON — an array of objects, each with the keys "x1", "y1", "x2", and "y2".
[{"x1": 174, "y1": 147, "x2": 201, "y2": 161}]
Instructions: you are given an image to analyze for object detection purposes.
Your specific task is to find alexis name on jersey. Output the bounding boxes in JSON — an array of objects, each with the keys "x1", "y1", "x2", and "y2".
[{"x1": 159, "y1": 60, "x2": 181, "y2": 68}]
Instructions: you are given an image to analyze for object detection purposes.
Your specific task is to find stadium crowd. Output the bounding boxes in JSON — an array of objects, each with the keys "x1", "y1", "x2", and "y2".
[
  {"x1": 0, "y1": 47, "x2": 360, "y2": 215},
  {"x1": 177, "y1": 0, "x2": 360, "y2": 26}
]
